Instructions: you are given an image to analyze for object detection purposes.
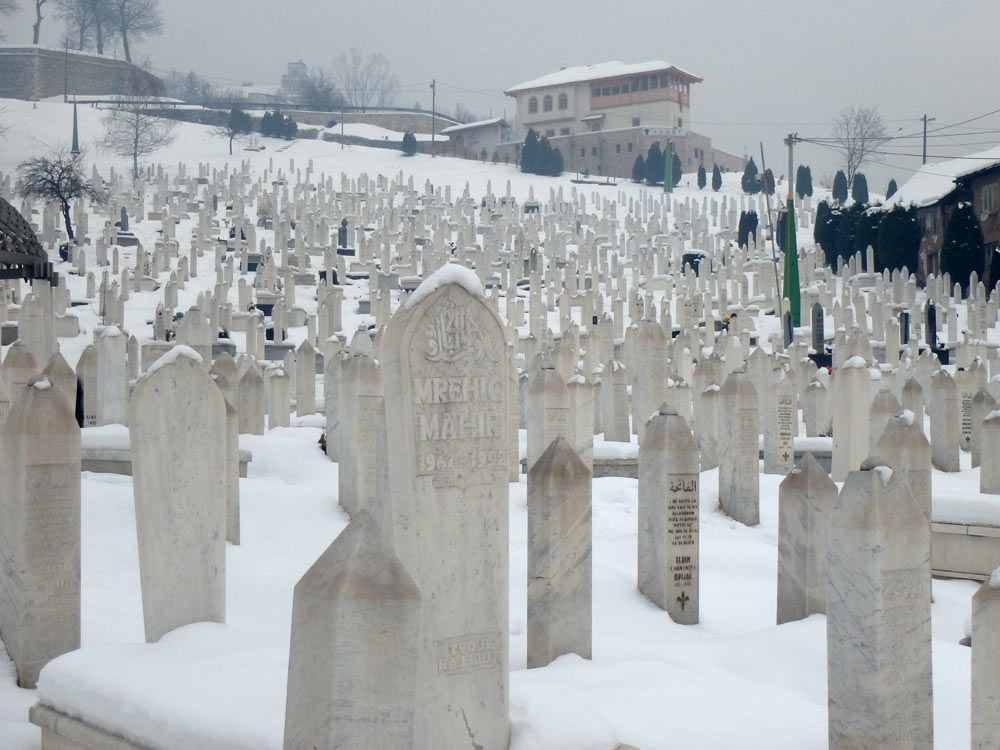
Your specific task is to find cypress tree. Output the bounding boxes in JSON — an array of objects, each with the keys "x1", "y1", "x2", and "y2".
[
  {"x1": 852, "y1": 206, "x2": 883, "y2": 258},
  {"x1": 551, "y1": 147, "x2": 564, "y2": 176},
  {"x1": 886, "y1": 178, "x2": 898, "y2": 199},
  {"x1": 260, "y1": 111, "x2": 273, "y2": 136},
  {"x1": 697, "y1": 164, "x2": 707, "y2": 189},
  {"x1": 851, "y1": 173, "x2": 869, "y2": 204},
  {"x1": 814, "y1": 200, "x2": 841, "y2": 267},
  {"x1": 795, "y1": 165, "x2": 808, "y2": 199},
  {"x1": 874, "y1": 205, "x2": 920, "y2": 273},
  {"x1": 941, "y1": 202, "x2": 986, "y2": 295},
  {"x1": 762, "y1": 168, "x2": 775, "y2": 196},
  {"x1": 521, "y1": 129, "x2": 539, "y2": 174},
  {"x1": 401, "y1": 131, "x2": 417, "y2": 156},
  {"x1": 741, "y1": 157, "x2": 760, "y2": 194},
  {"x1": 712, "y1": 164, "x2": 722, "y2": 191},
  {"x1": 632, "y1": 155, "x2": 646, "y2": 183},
  {"x1": 834, "y1": 203, "x2": 864, "y2": 265},
  {"x1": 832, "y1": 170, "x2": 848, "y2": 203},
  {"x1": 282, "y1": 114, "x2": 297, "y2": 139},
  {"x1": 645, "y1": 143, "x2": 663, "y2": 185},
  {"x1": 672, "y1": 152, "x2": 682, "y2": 187},
  {"x1": 803, "y1": 166, "x2": 813, "y2": 196},
  {"x1": 737, "y1": 210, "x2": 759, "y2": 248}
]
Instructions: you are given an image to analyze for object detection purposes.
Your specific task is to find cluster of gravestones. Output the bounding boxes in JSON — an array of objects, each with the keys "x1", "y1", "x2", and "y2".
[{"x1": 3, "y1": 155, "x2": 1000, "y2": 748}]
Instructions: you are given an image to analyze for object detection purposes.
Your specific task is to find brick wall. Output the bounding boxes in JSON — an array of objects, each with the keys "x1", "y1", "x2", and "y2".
[{"x1": 0, "y1": 47, "x2": 162, "y2": 100}]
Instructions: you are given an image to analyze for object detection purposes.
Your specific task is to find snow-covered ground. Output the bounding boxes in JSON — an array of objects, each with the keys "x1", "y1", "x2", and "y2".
[{"x1": 0, "y1": 98, "x2": 987, "y2": 749}]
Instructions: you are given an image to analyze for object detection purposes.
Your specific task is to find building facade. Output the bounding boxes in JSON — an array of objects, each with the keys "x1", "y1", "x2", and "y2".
[
  {"x1": 498, "y1": 60, "x2": 744, "y2": 178},
  {"x1": 440, "y1": 118, "x2": 508, "y2": 160}
]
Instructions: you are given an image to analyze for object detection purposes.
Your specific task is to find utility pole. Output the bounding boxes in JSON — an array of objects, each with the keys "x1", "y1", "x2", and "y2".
[
  {"x1": 431, "y1": 79, "x2": 436, "y2": 158},
  {"x1": 63, "y1": 37, "x2": 69, "y2": 103},
  {"x1": 922, "y1": 114, "x2": 936, "y2": 164}
]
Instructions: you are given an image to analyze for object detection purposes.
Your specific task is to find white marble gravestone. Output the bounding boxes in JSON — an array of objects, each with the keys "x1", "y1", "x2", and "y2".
[
  {"x1": 719, "y1": 370, "x2": 759, "y2": 526},
  {"x1": 527, "y1": 436, "x2": 592, "y2": 668},
  {"x1": 826, "y1": 460, "x2": 933, "y2": 750},
  {"x1": 0, "y1": 376, "x2": 81, "y2": 688},
  {"x1": 128, "y1": 346, "x2": 227, "y2": 642},
  {"x1": 776, "y1": 453, "x2": 837, "y2": 624},
  {"x1": 283, "y1": 511, "x2": 420, "y2": 750},
  {"x1": 638, "y1": 406, "x2": 699, "y2": 623},
  {"x1": 972, "y1": 570, "x2": 1000, "y2": 750},
  {"x1": 380, "y1": 267, "x2": 510, "y2": 748}
]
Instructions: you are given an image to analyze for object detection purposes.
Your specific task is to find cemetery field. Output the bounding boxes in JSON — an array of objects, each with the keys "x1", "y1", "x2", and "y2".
[
  {"x1": 1, "y1": 96, "x2": 999, "y2": 750},
  {"x1": 0, "y1": 419, "x2": 980, "y2": 749}
]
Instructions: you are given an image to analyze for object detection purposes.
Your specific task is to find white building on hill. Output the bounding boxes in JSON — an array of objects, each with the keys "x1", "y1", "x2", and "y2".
[{"x1": 498, "y1": 60, "x2": 744, "y2": 179}]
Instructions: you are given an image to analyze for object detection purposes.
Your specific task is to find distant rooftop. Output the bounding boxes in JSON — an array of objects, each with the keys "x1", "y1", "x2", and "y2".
[
  {"x1": 440, "y1": 117, "x2": 506, "y2": 134},
  {"x1": 505, "y1": 60, "x2": 701, "y2": 95},
  {"x1": 884, "y1": 145, "x2": 1000, "y2": 209}
]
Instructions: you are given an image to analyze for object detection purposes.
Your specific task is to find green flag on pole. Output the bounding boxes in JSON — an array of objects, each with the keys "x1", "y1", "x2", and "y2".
[
  {"x1": 663, "y1": 142, "x2": 673, "y2": 194},
  {"x1": 783, "y1": 195, "x2": 800, "y2": 326},
  {"x1": 71, "y1": 102, "x2": 80, "y2": 155}
]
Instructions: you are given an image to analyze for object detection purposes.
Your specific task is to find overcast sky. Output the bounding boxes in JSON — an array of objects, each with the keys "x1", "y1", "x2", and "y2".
[{"x1": 8, "y1": 0, "x2": 1000, "y2": 191}]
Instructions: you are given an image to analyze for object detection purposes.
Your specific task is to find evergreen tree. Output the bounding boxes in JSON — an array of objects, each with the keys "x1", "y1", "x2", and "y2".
[
  {"x1": 537, "y1": 137, "x2": 554, "y2": 175},
  {"x1": 941, "y1": 202, "x2": 986, "y2": 295},
  {"x1": 834, "y1": 203, "x2": 865, "y2": 265},
  {"x1": 645, "y1": 143, "x2": 664, "y2": 185},
  {"x1": 281, "y1": 113, "x2": 297, "y2": 139},
  {"x1": 551, "y1": 147, "x2": 564, "y2": 176},
  {"x1": 697, "y1": 164, "x2": 707, "y2": 190},
  {"x1": 886, "y1": 178, "x2": 898, "y2": 199},
  {"x1": 737, "y1": 210, "x2": 759, "y2": 248},
  {"x1": 741, "y1": 157, "x2": 760, "y2": 194},
  {"x1": 795, "y1": 165, "x2": 808, "y2": 199},
  {"x1": 814, "y1": 200, "x2": 841, "y2": 266},
  {"x1": 672, "y1": 151, "x2": 682, "y2": 187},
  {"x1": 852, "y1": 206, "x2": 883, "y2": 258},
  {"x1": 521, "y1": 129, "x2": 539, "y2": 174},
  {"x1": 851, "y1": 173, "x2": 869, "y2": 204},
  {"x1": 260, "y1": 111, "x2": 273, "y2": 137},
  {"x1": 803, "y1": 166, "x2": 814, "y2": 196},
  {"x1": 712, "y1": 164, "x2": 722, "y2": 191},
  {"x1": 401, "y1": 131, "x2": 417, "y2": 156},
  {"x1": 775, "y1": 210, "x2": 789, "y2": 252},
  {"x1": 762, "y1": 168, "x2": 775, "y2": 196},
  {"x1": 874, "y1": 205, "x2": 920, "y2": 273},
  {"x1": 632, "y1": 155, "x2": 646, "y2": 183},
  {"x1": 832, "y1": 170, "x2": 848, "y2": 203}
]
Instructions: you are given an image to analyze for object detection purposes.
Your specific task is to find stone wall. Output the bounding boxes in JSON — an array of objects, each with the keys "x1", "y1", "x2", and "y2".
[
  {"x1": 495, "y1": 127, "x2": 746, "y2": 180},
  {"x1": 285, "y1": 109, "x2": 458, "y2": 135},
  {"x1": 0, "y1": 47, "x2": 163, "y2": 100}
]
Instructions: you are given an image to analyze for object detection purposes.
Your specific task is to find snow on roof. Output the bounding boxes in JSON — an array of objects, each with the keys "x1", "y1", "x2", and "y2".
[
  {"x1": 884, "y1": 145, "x2": 1000, "y2": 210},
  {"x1": 440, "y1": 117, "x2": 506, "y2": 135},
  {"x1": 505, "y1": 60, "x2": 701, "y2": 95}
]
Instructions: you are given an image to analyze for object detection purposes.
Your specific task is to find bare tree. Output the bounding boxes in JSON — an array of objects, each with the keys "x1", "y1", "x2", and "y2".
[
  {"x1": 32, "y1": 0, "x2": 47, "y2": 44},
  {"x1": 300, "y1": 68, "x2": 344, "y2": 111},
  {"x1": 453, "y1": 103, "x2": 479, "y2": 124},
  {"x1": 17, "y1": 148, "x2": 105, "y2": 240},
  {"x1": 108, "y1": 0, "x2": 161, "y2": 63},
  {"x1": 831, "y1": 105, "x2": 888, "y2": 186},
  {"x1": 102, "y1": 86, "x2": 175, "y2": 178},
  {"x1": 54, "y1": 0, "x2": 116, "y2": 52},
  {"x1": 0, "y1": 0, "x2": 20, "y2": 41},
  {"x1": 212, "y1": 105, "x2": 253, "y2": 155},
  {"x1": 333, "y1": 48, "x2": 400, "y2": 108}
]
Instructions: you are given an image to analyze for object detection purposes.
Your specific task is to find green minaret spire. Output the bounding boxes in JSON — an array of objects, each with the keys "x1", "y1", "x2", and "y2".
[{"x1": 71, "y1": 101, "x2": 80, "y2": 155}]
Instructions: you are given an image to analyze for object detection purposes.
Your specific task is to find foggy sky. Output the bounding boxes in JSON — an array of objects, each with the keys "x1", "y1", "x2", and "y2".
[{"x1": 7, "y1": 0, "x2": 1000, "y2": 190}]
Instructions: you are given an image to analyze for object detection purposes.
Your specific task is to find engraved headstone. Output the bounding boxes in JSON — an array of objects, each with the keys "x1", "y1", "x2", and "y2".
[
  {"x1": 96, "y1": 326, "x2": 127, "y2": 425},
  {"x1": 638, "y1": 407, "x2": 699, "y2": 623},
  {"x1": 128, "y1": 346, "x2": 226, "y2": 642},
  {"x1": 338, "y1": 350, "x2": 382, "y2": 516},
  {"x1": 763, "y1": 370, "x2": 796, "y2": 475},
  {"x1": 237, "y1": 363, "x2": 265, "y2": 435},
  {"x1": 0, "y1": 376, "x2": 81, "y2": 688},
  {"x1": 526, "y1": 364, "x2": 569, "y2": 472},
  {"x1": 380, "y1": 267, "x2": 510, "y2": 747},
  {"x1": 527, "y1": 436, "x2": 592, "y2": 667},
  {"x1": 929, "y1": 369, "x2": 960, "y2": 472},
  {"x1": 811, "y1": 302, "x2": 824, "y2": 352}
]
